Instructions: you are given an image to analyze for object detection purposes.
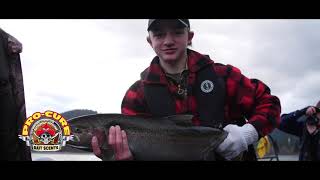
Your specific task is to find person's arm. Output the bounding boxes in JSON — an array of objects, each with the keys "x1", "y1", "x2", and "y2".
[
  {"x1": 121, "y1": 80, "x2": 150, "y2": 116},
  {"x1": 279, "y1": 107, "x2": 308, "y2": 137},
  {"x1": 225, "y1": 65, "x2": 281, "y2": 137},
  {"x1": 216, "y1": 65, "x2": 281, "y2": 160},
  {"x1": 246, "y1": 79, "x2": 281, "y2": 137}
]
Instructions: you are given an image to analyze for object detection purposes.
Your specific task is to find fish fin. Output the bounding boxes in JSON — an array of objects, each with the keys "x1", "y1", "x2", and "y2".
[
  {"x1": 160, "y1": 114, "x2": 194, "y2": 126},
  {"x1": 66, "y1": 113, "x2": 100, "y2": 123}
]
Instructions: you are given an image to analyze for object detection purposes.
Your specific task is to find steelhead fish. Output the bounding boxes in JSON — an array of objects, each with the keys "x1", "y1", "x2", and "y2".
[{"x1": 67, "y1": 114, "x2": 228, "y2": 161}]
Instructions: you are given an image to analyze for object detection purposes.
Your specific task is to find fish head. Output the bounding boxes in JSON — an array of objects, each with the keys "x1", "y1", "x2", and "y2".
[
  {"x1": 66, "y1": 115, "x2": 100, "y2": 150},
  {"x1": 67, "y1": 123, "x2": 95, "y2": 150}
]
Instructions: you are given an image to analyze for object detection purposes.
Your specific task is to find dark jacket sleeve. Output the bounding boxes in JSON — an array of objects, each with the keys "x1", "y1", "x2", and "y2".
[{"x1": 279, "y1": 107, "x2": 308, "y2": 137}]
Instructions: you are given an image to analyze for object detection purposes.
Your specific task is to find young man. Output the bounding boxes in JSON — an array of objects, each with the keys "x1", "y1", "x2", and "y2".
[
  {"x1": 0, "y1": 28, "x2": 31, "y2": 160},
  {"x1": 92, "y1": 19, "x2": 281, "y2": 161},
  {"x1": 279, "y1": 101, "x2": 320, "y2": 161}
]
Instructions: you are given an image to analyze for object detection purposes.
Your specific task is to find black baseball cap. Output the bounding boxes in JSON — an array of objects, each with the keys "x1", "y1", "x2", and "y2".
[{"x1": 147, "y1": 19, "x2": 190, "y2": 31}]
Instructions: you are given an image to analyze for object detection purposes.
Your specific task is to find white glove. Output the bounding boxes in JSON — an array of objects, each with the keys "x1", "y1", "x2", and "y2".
[{"x1": 216, "y1": 123, "x2": 258, "y2": 160}]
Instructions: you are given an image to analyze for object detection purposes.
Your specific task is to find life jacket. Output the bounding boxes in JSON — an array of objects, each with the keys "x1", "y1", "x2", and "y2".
[
  {"x1": 142, "y1": 56, "x2": 258, "y2": 161},
  {"x1": 143, "y1": 62, "x2": 226, "y2": 129}
]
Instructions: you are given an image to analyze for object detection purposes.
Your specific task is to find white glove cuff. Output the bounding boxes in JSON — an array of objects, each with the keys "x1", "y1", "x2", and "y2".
[{"x1": 241, "y1": 123, "x2": 259, "y2": 145}]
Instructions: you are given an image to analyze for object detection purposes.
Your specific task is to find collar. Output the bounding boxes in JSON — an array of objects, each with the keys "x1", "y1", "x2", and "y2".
[{"x1": 140, "y1": 49, "x2": 214, "y2": 85}]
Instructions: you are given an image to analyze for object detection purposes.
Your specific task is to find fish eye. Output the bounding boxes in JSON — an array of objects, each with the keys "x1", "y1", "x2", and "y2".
[{"x1": 74, "y1": 128, "x2": 82, "y2": 133}]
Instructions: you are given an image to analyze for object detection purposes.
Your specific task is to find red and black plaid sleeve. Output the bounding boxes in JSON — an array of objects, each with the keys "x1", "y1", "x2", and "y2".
[
  {"x1": 121, "y1": 80, "x2": 151, "y2": 117},
  {"x1": 220, "y1": 64, "x2": 281, "y2": 136}
]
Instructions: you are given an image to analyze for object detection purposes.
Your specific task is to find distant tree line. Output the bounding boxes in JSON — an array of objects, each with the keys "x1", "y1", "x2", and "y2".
[{"x1": 61, "y1": 109, "x2": 98, "y2": 120}]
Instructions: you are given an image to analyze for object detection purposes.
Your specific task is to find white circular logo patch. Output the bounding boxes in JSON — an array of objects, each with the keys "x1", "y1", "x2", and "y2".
[{"x1": 201, "y1": 80, "x2": 214, "y2": 93}]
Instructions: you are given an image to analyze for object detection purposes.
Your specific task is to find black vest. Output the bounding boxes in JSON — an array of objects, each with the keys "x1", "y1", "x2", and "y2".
[
  {"x1": 143, "y1": 64, "x2": 226, "y2": 129},
  {"x1": 143, "y1": 63, "x2": 258, "y2": 161}
]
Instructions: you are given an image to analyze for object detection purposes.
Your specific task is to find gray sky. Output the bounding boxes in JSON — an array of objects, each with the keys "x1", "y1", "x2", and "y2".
[{"x1": 1, "y1": 19, "x2": 319, "y2": 117}]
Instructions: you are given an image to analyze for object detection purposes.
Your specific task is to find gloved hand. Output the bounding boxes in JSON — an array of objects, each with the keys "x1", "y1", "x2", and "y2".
[{"x1": 216, "y1": 123, "x2": 258, "y2": 160}]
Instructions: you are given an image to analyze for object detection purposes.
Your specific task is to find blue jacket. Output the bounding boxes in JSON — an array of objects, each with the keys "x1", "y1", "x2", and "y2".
[
  {"x1": 279, "y1": 107, "x2": 308, "y2": 137},
  {"x1": 279, "y1": 107, "x2": 320, "y2": 161}
]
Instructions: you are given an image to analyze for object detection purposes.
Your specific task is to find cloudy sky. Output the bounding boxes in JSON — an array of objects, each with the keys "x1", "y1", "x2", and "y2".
[{"x1": 0, "y1": 19, "x2": 319, "y2": 117}]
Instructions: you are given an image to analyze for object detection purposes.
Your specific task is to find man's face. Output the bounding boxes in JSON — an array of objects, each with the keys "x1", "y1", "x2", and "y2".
[{"x1": 147, "y1": 20, "x2": 194, "y2": 64}]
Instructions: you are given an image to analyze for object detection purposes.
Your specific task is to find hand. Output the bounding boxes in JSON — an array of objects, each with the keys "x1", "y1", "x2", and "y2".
[
  {"x1": 7, "y1": 35, "x2": 22, "y2": 54},
  {"x1": 92, "y1": 125, "x2": 133, "y2": 161},
  {"x1": 305, "y1": 106, "x2": 320, "y2": 135},
  {"x1": 108, "y1": 125, "x2": 133, "y2": 160},
  {"x1": 306, "y1": 106, "x2": 317, "y2": 116},
  {"x1": 216, "y1": 124, "x2": 258, "y2": 160}
]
